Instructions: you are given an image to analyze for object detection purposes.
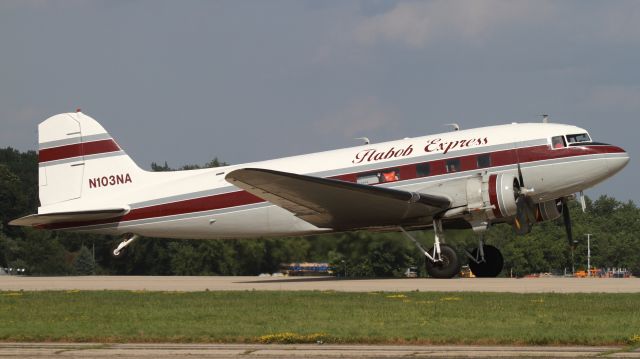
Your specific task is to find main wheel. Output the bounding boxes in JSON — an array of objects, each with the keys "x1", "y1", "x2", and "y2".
[
  {"x1": 425, "y1": 244, "x2": 461, "y2": 279},
  {"x1": 468, "y1": 245, "x2": 503, "y2": 277}
]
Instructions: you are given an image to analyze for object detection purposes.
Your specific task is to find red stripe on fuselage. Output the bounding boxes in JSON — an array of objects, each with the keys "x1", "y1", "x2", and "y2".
[
  {"x1": 39, "y1": 139, "x2": 121, "y2": 163},
  {"x1": 40, "y1": 190, "x2": 264, "y2": 230},
  {"x1": 41, "y1": 144, "x2": 625, "y2": 230}
]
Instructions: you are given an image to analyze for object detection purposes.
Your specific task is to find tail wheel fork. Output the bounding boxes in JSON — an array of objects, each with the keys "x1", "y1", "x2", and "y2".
[
  {"x1": 400, "y1": 220, "x2": 461, "y2": 279},
  {"x1": 112, "y1": 233, "x2": 139, "y2": 258}
]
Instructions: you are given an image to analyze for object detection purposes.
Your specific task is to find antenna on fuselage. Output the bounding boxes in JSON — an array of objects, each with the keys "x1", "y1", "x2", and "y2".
[
  {"x1": 355, "y1": 137, "x2": 370, "y2": 145},
  {"x1": 443, "y1": 123, "x2": 460, "y2": 131},
  {"x1": 541, "y1": 114, "x2": 549, "y2": 123}
]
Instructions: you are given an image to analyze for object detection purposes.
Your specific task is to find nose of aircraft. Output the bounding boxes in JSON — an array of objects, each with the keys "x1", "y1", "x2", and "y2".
[{"x1": 607, "y1": 145, "x2": 630, "y2": 176}]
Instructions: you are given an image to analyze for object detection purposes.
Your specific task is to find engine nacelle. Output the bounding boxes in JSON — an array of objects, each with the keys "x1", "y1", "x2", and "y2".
[
  {"x1": 535, "y1": 199, "x2": 563, "y2": 222},
  {"x1": 457, "y1": 172, "x2": 520, "y2": 230},
  {"x1": 461, "y1": 173, "x2": 559, "y2": 231},
  {"x1": 487, "y1": 173, "x2": 519, "y2": 219}
]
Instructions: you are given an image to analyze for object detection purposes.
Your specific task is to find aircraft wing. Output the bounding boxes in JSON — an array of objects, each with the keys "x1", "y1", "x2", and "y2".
[
  {"x1": 226, "y1": 168, "x2": 451, "y2": 229},
  {"x1": 9, "y1": 208, "x2": 128, "y2": 227}
]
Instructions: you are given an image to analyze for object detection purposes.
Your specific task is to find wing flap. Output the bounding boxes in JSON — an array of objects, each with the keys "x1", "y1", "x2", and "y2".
[
  {"x1": 226, "y1": 168, "x2": 451, "y2": 229},
  {"x1": 9, "y1": 208, "x2": 128, "y2": 227}
]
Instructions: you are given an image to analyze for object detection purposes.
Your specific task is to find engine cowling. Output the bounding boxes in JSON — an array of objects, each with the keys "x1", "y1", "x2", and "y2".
[
  {"x1": 487, "y1": 173, "x2": 519, "y2": 219},
  {"x1": 461, "y1": 173, "x2": 561, "y2": 231},
  {"x1": 535, "y1": 199, "x2": 563, "y2": 222}
]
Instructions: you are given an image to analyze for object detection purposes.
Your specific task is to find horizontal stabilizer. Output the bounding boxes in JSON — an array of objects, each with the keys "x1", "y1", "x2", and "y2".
[
  {"x1": 9, "y1": 208, "x2": 128, "y2": 227},
  {"x1": 226, "y1": 168, "x2": 451, "y2": 229}
]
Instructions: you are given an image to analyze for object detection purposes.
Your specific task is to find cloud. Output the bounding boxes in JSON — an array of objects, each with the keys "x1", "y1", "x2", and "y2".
[
  {"x1": 315, "y1": 96, "x2": 399, "y2": 139},
  {"x1": 353, "y1": 1, "x2": 549, "y2": 49},
  {"x1": 0, "y1": 107, "x2": 41, "y2": 150},
  {"x1": 587, "y1": 85, "x2": 640, "y2": 112}
]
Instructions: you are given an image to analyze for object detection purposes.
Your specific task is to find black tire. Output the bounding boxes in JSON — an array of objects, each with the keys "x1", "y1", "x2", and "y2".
[
  {"x1": 468, "y1": 245, "x2": 503, "y2": 277},
  {"x1": 425, "y1": 244, "x2": 461, "y2": 279}
]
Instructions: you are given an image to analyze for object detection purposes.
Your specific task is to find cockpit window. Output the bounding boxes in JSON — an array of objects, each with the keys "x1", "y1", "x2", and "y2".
[
  {"x1": 551, "y1": 136, "x2": 566, "y2": 149},
  {"x1": 566, "y1": 133, "x2": 591, "y2": 144}
]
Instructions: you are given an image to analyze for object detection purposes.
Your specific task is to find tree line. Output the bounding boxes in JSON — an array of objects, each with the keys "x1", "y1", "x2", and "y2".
[{"x1": 0, "y1": 147, "x2": 638, "y2": 277}]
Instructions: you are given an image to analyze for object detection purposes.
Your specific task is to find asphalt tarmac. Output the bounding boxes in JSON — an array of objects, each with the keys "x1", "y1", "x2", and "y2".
[
  {"x1": 1, "y1": 275, "x2": 639, "y2": 293},
  {"x1": 0, "y1": 343, "x2": 638, "y2": 358}
]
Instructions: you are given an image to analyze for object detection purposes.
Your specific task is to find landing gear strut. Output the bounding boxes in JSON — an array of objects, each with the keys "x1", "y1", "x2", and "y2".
[
  {"x1": 465, "y1": 237, "x2": 503, "y2": 277},
  {"x1": 112, "y1": 233, "x2": 139, "y2": 258},
  {"x1": 400, "y1": 220, "x2": 461, "y2": 279}
]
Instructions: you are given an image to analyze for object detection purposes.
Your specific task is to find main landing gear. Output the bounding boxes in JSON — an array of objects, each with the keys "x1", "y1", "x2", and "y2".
[
  {"x1": 465, "y1": 236, "x2": 504, "y2": 277},
  {"x1": 112, "y1": 233, "x2": 139, "y2": 258},
  {"x1": 400, "y1": 220, "x2": 461, "y2": 279}
]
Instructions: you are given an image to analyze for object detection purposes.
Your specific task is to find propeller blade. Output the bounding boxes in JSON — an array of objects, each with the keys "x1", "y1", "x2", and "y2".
[
  {"x1": 514, "y1": 196, "x2": 533, "y2": 235},
  {"x1": 562, "y1": 199, "x2": 574, "y2": 247},
  {"x1": 517, "y1": 162, "x2": 525, "y2": 188}
]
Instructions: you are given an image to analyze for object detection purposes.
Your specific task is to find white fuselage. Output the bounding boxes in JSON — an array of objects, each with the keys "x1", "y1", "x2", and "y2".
[{"x1": 40, "y1": 122, "x2": 629, "y2": 239}]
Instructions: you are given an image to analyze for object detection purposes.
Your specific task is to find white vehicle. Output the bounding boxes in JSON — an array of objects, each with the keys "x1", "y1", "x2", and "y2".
[{"x1": 10, "y1": 111, "x2": 630, "y2": 278}]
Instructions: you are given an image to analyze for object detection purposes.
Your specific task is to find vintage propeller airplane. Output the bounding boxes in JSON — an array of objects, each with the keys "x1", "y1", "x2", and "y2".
[{"x1": 10, "y1": 111, "x2": 629, "y2": 278}]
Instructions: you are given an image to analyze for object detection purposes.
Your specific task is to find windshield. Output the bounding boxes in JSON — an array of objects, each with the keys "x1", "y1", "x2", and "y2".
[{"x1": 566, "y1": 133, "x2": 591, "y2": 144}]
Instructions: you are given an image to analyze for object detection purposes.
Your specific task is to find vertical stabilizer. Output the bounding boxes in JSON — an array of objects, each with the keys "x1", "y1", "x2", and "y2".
[{"x1": 38, "y1": 112, "x2": 143, "y2": 206}]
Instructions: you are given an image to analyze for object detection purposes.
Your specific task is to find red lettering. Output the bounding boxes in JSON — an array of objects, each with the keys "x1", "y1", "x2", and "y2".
[
  {"x1": 352, "y1": 145, "x2": 414, "y2": 163},
  {"x1": 383, "y1": 147, "x2": 396, "y2": 159},
  {"x1": 424, "y1": 137, "x2": 489, "y2": 154},
  {"x1": 443, "y1": 140, "x2": 460, "y2": 154},
  {"x1": 88, "y1": 173, "x2": 132, "y2": 189},
  {"x1": 425, "y1": 139, "x2": 440, "y2": 152},
  {"x1": 352, "y1": 149, "x2": 375, "y2": 164}
]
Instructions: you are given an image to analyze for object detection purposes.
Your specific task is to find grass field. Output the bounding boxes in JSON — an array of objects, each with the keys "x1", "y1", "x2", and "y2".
[{"x1": 1, "y1": 290, "x2": 639, "y2": 345}]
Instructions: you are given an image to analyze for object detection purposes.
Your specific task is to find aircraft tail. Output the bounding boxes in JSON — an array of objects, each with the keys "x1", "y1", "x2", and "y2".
[{"x1": 37, "y1": 111, "x2": 144, "y2": 207}]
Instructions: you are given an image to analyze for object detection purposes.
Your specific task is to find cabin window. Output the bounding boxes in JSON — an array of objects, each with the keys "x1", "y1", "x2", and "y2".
[
  {"x1": 356, "y1": 168, "x2": 400, "y2": 185},
  {"x1": 356, "y1": 173, "x2": 380, "y2": 185},
  {"x1": 416, "y1": 163, "x2": 431, "y2": 177},
  {"x1": 445, "y1": 159, "x2": 461, "y2": 173},
  {"x1": 566, "y1": 133, "x2": 591, "y2": 144},
  {"x1": 551, "y1": 136, "x2": 566, "y2": 149},
  {"x1": 380, "y1": 169, "x2": 400, "y2": 183},
  {"x1": 477, "y1": 154, "x2": 491, "y2": 168}
]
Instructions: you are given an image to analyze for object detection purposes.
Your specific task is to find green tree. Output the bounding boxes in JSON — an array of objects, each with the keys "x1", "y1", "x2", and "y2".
[
  {"x1": 0, "y1": 164, "x2": 28, "y2": 227},
  {"x1": 73, "y1": 245, "x2": 95, "y2": 275},
  {"x1": 15, "y1": 229, "x2": 72, "y2": 275}
]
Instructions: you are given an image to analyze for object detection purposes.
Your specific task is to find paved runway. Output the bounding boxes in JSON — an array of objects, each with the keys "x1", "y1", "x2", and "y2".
[
  {"x1": 1, "y1": 275, "x2": 639, "y2": 292},
  {"x1": 0, "y1": 343, "x2": 638, "y2": 358}
]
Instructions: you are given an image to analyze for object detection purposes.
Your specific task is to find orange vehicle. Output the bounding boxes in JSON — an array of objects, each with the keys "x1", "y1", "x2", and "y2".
[{"x1": 574, "y1": 268, "x2": 600, "y2": 277}]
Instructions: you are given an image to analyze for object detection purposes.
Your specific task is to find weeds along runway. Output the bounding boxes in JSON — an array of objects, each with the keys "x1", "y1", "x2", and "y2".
[{"x1": 1, "y1": 276, "x2": 639, "y2": 293}]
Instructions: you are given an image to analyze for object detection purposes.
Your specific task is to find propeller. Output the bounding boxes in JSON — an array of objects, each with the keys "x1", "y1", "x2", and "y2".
[
  {"x1": 515, "y1": 155, "x2": 574, "y2": 247},
  {"x1": 513, "y1": 162, "x2": 536, "y2": 235},
  {"x1": 517, "y1": 162, "x2": 525, "y2": 190},
  {"x1": 561, "y1": 198, "x2": 574, "y2": 247}
]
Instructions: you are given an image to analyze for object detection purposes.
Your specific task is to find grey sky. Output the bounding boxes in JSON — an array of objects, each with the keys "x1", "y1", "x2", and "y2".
[{"x1": 1, "y1": 0, "x2": 638, "y2": 202}]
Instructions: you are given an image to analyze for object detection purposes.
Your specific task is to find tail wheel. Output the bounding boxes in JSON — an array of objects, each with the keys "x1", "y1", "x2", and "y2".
[
  {"x1": 425, "y1": 244, "x2": 461, "y2": 279},
  {"x1": 111, "y1": 248, "x2": 125, "y2": 258},
  {"x1": 468, "y1": 245, "x2": 504, "y2": 277}
]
